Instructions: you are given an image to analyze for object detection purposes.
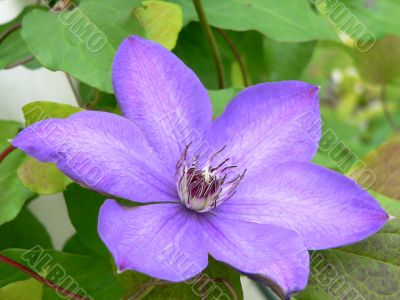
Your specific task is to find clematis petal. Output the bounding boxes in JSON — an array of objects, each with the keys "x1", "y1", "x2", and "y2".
[
  {"x1": 98, "y1": 200, "x2": 208, "y2": 281},
  {"x1": 200, "y1": 215, "x2": 309, "y2": 297},
  {"x1": 112, "y1": 35, "x2": 212, "y2": 172},
  {"x1": 217, "y1": 161, "x2": 388, "y2": 250},
  {"x1": 12, "y1": 111, "x2": 177, "y2": 203},
  {"x1": 206, "y1": 81, "x2": 320, "y2": 175}
]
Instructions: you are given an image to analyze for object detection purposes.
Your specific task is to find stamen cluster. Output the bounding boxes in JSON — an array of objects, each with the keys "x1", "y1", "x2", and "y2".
[{"x1": 176, "y1": 144, "x2": 246, "y2": 212}]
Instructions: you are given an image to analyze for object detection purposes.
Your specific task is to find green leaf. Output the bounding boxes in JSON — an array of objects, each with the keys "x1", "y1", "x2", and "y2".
[
  {"x1": 354, "y1": 35, "x2": 400, "y2": 85},
  {"x1": 301, "y1": 41, "x2": 354, "y2": 96},
  {"x1": 337, "y1": 0, "x2": 400, "y2": 39},
  {"x1": 0, "y1": 6, "x2": 40, "y2": 70},
  {"x1": 349, "y1": 136, "x2": 400, "y2": 201},
  {"x1": 263, "y1": 38, "x2": 317, "y2": 81},
  {"x1": 63, "y1": 234, "x2": 97, "y2": 256},
  {"x1": 18, "y1": 157, "x2": 72, "y2": 195},
  {"x1": 0, "y1": 207, "x2": 52, "y2": 251},
  {"x1": 173, "y1": 23, "x2": 232, "y2": 89},
  {"x1": 0, "y1": 248, "x2": 123, "y2": 299},
  {"x1": 0, "y1": 121, "x2": 20, "y2": 148},
  {"x1": 0, "y1": 121, "x2": 35, "y2": 226},
  {"x1": 170, "y1": 0, "x2": 339, "y2": 42},
  {"x1": 173, "y1": 23, "x2": 266, "y2": 89},
  {"x1": 22, "y1": 101, "x2": 82, "y2": 126},
  {"x1": 119, "y1": 258, "x2": 243, "y2": 300},
  {"x1": 209, "y1": 88, "x2": 240, "y2": 117},
  {"x1": 63, "y1": 184, "x2": 109, "y2": 257},
  {"x1": 133, "y1": 0, "x2": 183, "y2": 50},
  {"x1": 0, "y1": 278, "x2": 43, "y2": 300},
  {"x1": 227, "y1": 30, "x2": 269, "y2": 85},
  {"x1": 21, "y1": 0, "x2": 145, "y2": 93},
  {"x1": 78, "y1": 81, "x2": 118, "y2": 111},
  {"x1": 296, "y1": 192, "x2": 400, "y2": 300},
  {"x1": 175, "y1": 23, "x2": 313, "y2": 88}
]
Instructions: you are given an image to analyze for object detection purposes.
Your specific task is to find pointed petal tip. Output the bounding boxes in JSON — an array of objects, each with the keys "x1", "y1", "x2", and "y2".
[
  {"x1": 124, "y1": 34, "x2": 144, "y2": 45},
  {"x1": 281, "y1": 80, "x2": 320, "y2": 98},
  {"x1": 116, "y1": 265, "x2": 126, "y2": 274},
  {"x1": 123, "y1": 34, "x2": 162, "y2": 49},
  {"x1": 308, "y1": 83, "x2": 320, "y2": 96}
]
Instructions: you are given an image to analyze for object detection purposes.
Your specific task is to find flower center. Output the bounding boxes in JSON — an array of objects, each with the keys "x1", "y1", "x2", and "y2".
[{"x1": 176, "y1": 144, "x2": 246, "y2": 213}]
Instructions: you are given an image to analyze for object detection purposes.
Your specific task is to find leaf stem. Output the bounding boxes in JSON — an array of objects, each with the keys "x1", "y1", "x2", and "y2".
[
  {"x1": 201, "y1": 277, "x2": 238, "y2": 300},
  {"x1": 217, "y1": 29, "x2": 249, "y2": 87},
  {"x1": 0, "y1": 145, "x2": 16, "y2": 165},
  {"x1": 0, "y1": 23, "x2": 22, "y2": 45},
  {"x1": 5, "y1": 56, "x2": 35, "y2": 69},
  {"x1": 380, "y1": 86, "x2": 399, "y2": 133},
  {"x1": 0, "y1": 254, "x2": 90, "y2": 300},
  {"x1": 86, "y1": 90, "x2": 101, "y2": 110},
  {"x1": 192, "y1": 0, "x2": 225, "y2": 89},
  {"x1": 65, "y1": 73, "x2": 84, "y2": 108},
  {"x1": 256, "y1": 283, "x2": 281, "y2": 300}
]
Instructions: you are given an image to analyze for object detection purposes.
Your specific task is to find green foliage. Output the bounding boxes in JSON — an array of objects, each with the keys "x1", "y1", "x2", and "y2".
[
  {"x1": 63, "y1": 234, "x2": 97, "y2": 256},
  {"x1": 170, "y1": 0, "x2": 339, "y2": 42},
  {"x1": 0, "y1": 208, "x2": 52, "y2": 251},
  {"x1": 263, "y1": 39, "x2": 317, "y2": 81},
  {"x1": 351, "y1": 137, "x2": 400, "y2": 200},
  {"x1": 173, "y1": 22, "x2": 232, "y2": 89},
  {"x1": 18, "y1": 157, "x2": 72, "y2": 195},
  {"x1": 118, "y1": 258, "x2": 243, "y2": 300},
  {"x1": 22, "y1": 101, "x2": 82, "y2": 126},
  {"x1": 296, "y1": 193, "x2": 400, "y2": 300},
  {"x1": 0, "y1": 248, "x2": 124, "y2": 299},
  {"x1": 338, "y1": 0, "x2": 400, "y2": 38},
  {"x1": 0, "y1": 121, "x2": 35, "y2": 226},
  {"x1": 354, "y1": 35, "x2": 400, "y2": 85},
  {"x1": 174, "y1": 23, "x2": 316, "y2": 90},
  {"x1": 21, "y1": 0, "x2": 145, "y2": 93},
  {"x1": 63, "y1": 184, "x2": 108, "y2": 257},
  {"x1": 0, "y1": 277, "x2": 43, "y2": 300},
  {"x1": 2, "y1": 0, "x2": 400, "y2": 299},
  {"x1": 77, "y1": 81, "x2": 118, "y2": 110},
  {"x1": 0, "y1": 6, "x2": 40, "y2": 70},
  {"x1": 134, "y1": 0, "x2": 183, "y2": 49},
  {"x1": 209, "y1": 87, "x2": 240, "y2": 117}
]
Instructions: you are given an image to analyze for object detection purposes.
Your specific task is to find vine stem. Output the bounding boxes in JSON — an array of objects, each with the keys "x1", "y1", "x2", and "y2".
[
  {"x1": 200, "y1": 277, "x2": 238, "y2": 300},
  {"x1": 217, "y1": 28, "x2": 249, "y2": 87},
  {"x1": 0, "y1": 254, "x2": 90, "y2": 300},
  {"x1": 5, "y1": 56, "x2": 35, "y2": 69},
  {"x1": 65, "y1": 73, "x2": 83, "y2": 107},
  {"x1": 380, "y1": 86, "x2": 399, "y2": 133},
  {"x1": 0, "y1": 145, "x2": 16, "y2": 165},
  {"x1": 0, "y1": 22, "x2": 34, "y2": 69},
  {"x1": 193, "y1": 0, "x2": 225, "y2": 89},
  {"x1": 0, "y1": 23, "x2": 22, "y2": 45}
]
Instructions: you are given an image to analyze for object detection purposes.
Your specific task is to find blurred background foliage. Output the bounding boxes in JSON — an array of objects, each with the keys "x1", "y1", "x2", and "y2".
[{"x1": 0, "y1": 0, "x2": 400, "y2": 299}]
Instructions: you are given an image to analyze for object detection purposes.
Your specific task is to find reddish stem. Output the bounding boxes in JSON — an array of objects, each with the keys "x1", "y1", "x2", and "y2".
[
  {"x1": 0, "y1": 254, "x2": 90, "y2": 300},
  {"x1": 0, "y1": 145, "x2": 16, "y2": 165},
  {"x1": 201, "y1": 277, "x2": 238, "y2": 300}
]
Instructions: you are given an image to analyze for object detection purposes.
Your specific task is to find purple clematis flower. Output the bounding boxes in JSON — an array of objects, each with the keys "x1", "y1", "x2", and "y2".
[{"x1": 13, "y1": 36, "x2": 388, "y2": 297}]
